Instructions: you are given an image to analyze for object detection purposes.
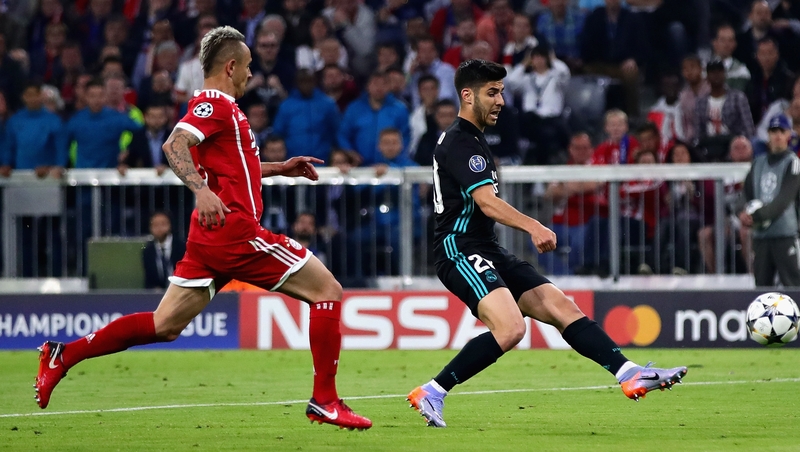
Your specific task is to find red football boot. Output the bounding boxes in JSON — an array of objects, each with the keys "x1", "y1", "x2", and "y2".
[
  {"x1": 34, "y1": 341, "x2": 68, "y2": 409},
  {"x1": 305, "y1": 398, "x2": 372, "y2": 430}
]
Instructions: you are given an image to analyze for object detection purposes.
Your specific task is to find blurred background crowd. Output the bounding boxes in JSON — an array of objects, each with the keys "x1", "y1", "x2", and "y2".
[{"x1": 0, "y1": 0, "x2": 796, "y2": 283}]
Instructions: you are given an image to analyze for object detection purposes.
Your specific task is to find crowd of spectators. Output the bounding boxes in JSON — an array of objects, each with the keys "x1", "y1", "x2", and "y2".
[{"x1": 0, "y1": 0, "x2": 798, "y2": 280}]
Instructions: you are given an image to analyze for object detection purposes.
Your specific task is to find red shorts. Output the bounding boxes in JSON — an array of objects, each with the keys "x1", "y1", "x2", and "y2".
[{"x1": 170, "y1": 227, "x2": 311, "y2": 295}]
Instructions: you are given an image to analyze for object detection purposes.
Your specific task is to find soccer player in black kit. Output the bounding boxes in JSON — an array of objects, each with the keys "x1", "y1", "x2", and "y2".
[{"x1": 406, "y1": 60, "x2": 688, "y2": 428}]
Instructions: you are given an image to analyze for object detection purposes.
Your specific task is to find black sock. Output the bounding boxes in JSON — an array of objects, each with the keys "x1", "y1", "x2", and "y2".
[
  {"x1": 562, "y1": 316, "x2": 628, "y2": 375},
  {"x1": 433, "y1": 331, "x2": 504, "y2": 392}
]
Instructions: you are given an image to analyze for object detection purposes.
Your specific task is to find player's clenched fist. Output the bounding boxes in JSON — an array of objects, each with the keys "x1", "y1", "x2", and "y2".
[
  {"x1": 530, "y1": 222, "x2": 557, "y2": 254},
  {"x1": 195, "y1": 186, "x2": 231, "y2": 229}
]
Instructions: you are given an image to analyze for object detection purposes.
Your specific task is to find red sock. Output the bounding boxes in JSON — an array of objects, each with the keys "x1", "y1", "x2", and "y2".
[
  {"x1": 61, "y1": 312, "x2": 158, "y2": 369},
  {"x1": 308, "y1": 301, "x2": 341, "y2": 404}
]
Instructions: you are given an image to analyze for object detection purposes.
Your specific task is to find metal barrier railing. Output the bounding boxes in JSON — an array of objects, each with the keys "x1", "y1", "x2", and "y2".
[{"x1": 0, "y1": 164, "x2": 751, "y2": 285}]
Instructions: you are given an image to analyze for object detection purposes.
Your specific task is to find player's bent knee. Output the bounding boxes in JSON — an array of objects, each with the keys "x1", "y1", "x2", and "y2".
[
  {"x1": 495, "y1": 320, "x2": 526, "y2": 351},
  {"x1": 324, "y1": 278, "x2": 343, "y2": 302}
]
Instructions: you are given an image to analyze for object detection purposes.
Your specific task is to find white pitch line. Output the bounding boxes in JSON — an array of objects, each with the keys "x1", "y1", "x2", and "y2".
[{"x1": 3, "y1": 377, "x2": 799, "y2": 419}]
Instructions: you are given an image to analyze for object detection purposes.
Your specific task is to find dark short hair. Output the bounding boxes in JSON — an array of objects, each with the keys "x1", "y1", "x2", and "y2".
[
  {"x1": 321, "y1": 63, "x2": 344, "y2": 74},
  {"x1": 454, "y1": 59, "x2": 506, "y2": 100},
  {"x1": 101, "y1": 55, "x2": 123, "y2": 67},
  {"x1": 106, "y1": 14, "x2": 129, "y2": 27},
  {"x1": 379, "y1": 127, "x2": 402, "y2": 139},
  {"x1": 415, "y1": 34, "x2": 436, "y2": 48},
  {"x1": 150, "y1": 210, "x2": 172, "y2": 222},
  {"x1": 385, "y1": 65, "x2": 405, "y2": 76},
  {"x1": 418, "y1": 74, "x2": 440, "y2": 90},
  {"x1": 665, "y1": 140, "x2": 701, "y2": 163},
  {"x1": 329, "y1": 148, "x2": 353, "y2": 164},
  {"x1": 86, "y1": 78, "x2": 105, "y2": 90},
  {"x1": 706, "y1": 59, "x2": 725, "y2": 72},
  {"x1": 245, "y1": 102, "x2": 267, "y2": 113},
  {"x1": 435, "y1": 99, "x2": 457, "y2": 112},
  {"x1": 634, "y1": 149, "x2": 658, "y2": 162},
  {"x1": 265, "y1": 136, "x2": 285, "y2": 145},
  {"x1": 24, "y1": 81, "x2": 43, "y2": 92},
  {"x1": 145, "y1": 102, "x2": 170, "y2": 112},
  {"x1": 367, "y1": 70, "x2": 387, "y2": 83},
  {"x1": 636, "y1": 121, "x2": 660, "y2": 137},
  {"x1": 714, "y1": 22, "x2": 734, "y2": 38},
  {"x1": 570, "y1": 131, "x2": 592, "y2": 143},
  {"x1": 682, "y1": 54, "x2": 702, "y2": 66},
  {"x1": 295, "y1": 211, "x2": 316, "y2": 221},
  {"x1": 377, "y1": 43, "x2": 398, "y2": 53},
  {"x1": 296, "y1": 68, "x2": 315, "y2": 81},
  {"x1": 530, "y1": 45, "x2": 551, "y2": 68},
  {"x1": 757, "y1": 36, "x2": 779, "y2": 51}
]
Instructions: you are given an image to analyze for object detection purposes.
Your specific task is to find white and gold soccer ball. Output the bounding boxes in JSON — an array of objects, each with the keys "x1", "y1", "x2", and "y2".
[{"x1": 746, "y1": 292, "x2": 800, "y2": 346}]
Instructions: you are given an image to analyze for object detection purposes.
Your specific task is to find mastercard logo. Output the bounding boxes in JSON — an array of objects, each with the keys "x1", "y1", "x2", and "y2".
[{"x1": 602, "y1": 305, "x2": 661, "y2": 346}]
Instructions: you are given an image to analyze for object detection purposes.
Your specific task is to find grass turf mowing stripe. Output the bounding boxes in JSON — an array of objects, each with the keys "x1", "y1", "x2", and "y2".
[{"x1": 3, "y1": 377, "x2": 799, "y2": 419}]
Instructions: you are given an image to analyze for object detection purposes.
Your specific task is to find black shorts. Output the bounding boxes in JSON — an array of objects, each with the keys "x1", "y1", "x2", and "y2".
[{"x1": 435, "y1": 244, "x2": 551, "y2": 318}]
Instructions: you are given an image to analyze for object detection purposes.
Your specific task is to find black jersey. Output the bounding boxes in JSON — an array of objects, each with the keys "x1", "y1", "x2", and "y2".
[{"x1": 432, "y1": 117, "x2": 500, "y2": 263}]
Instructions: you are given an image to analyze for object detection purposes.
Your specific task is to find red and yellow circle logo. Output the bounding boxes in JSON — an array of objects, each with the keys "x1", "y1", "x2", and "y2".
[{"x1": 602, "y1": 305, "x2": 661, "y2": 346}]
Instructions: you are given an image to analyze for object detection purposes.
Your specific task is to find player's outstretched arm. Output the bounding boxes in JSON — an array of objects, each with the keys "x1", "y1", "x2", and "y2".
[
  {"x1": 162, "y1": 128, "x2": 230, "y2": 228},
  {"x1": 261, "y1": 156, "x2": 324, "y2": 180},
  {"x1": 472, "y1": 184, "x2": 557, "y2": 253}
]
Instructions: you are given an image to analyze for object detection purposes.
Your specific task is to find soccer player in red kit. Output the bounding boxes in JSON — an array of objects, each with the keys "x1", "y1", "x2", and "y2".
[{"x1": 33, "y1": 26, "x2": 372, "y2": 431}]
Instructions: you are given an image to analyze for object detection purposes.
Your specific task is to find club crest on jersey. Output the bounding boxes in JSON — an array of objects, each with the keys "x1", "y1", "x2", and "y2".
[
  {"x1": 469, "y1": 155, "x2": 487, "y2": 173},
  {"x1": 287, "y1": 238, "x2": 302, "y2": 250},
  {"x1": 193, "y1": 102, "x2": 214, "y2": 118}
]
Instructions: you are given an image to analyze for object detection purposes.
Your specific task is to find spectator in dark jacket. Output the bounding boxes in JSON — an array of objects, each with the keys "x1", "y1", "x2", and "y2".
[
  {"x1": 735, "y1": 0, "x2": 800, "y2": 73},
  {"x1": 27, "y1": 0, "x2": 65, "y2": 58},
  {"x1": 695, "y1": 60, "x2": 755, "y2": 161},
  {"x1": 0, "y1": 31, "x2": 26, "y2": 111},
  {"x1": 29, "y1": 22, "x2": 67, "y2": 84},
  {"x1": 142, "y1": 211, "x2": 186, "y2": 290},
  {"x1": 485, "y1": 105, "x2": 522, "y2": 165},
  {"x1": 240, "y1": 32, "x2": 292, "y2": 115},
  {"x1": 120, "y1": 103, "x2": 170, "y2": 175},
  {"x1": 416, "y1": 99, "x2": 457, "y2": 166},
  {"x1": 745, "y1": 37, "x2": 796, "y2": 125},
  {"x1": 72, "y1": 0, "x2": 114, "y2": 63},
  {"x1": 580, "y1": 0, "x2": 643, "y2": 116}
]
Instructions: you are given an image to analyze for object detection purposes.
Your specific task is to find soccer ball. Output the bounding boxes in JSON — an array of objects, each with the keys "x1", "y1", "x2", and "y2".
[{"x1": 746, "y1": 292, "x2": 800, "y2": 346}]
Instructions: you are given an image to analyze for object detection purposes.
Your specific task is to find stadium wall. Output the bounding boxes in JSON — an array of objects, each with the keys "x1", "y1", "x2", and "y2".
[{"x1": 1, "y1": 291, "x2": 797, "y2": 349}]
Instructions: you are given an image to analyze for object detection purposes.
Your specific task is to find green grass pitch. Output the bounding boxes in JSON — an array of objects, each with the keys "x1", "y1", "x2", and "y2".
[{"x1": 2, "y1": 348, "x2": 799, "y2": 451}]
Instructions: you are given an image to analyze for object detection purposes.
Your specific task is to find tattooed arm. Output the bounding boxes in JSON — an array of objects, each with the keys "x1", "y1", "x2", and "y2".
[
  {"x1": 162, "y1": 128, "x2": 205, "y2": 192},
  {"x1": 162, "y1": 128, "x2": 230, "y2": 228}
]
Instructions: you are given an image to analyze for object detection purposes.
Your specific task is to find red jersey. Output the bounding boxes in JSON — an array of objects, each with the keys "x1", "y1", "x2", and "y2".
[
  {"x1": 175, "y1": 89, "x2": 263, "y2": 245},
  {"x1": 591, "y1": 135, "x2": 640, "y2": 165},
  {"x1": 620, "y1": 179, "x2": 662, "y2": 238},
  {"x1": 552, "y1": 160, "x2": 608, "y2": 226}
]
